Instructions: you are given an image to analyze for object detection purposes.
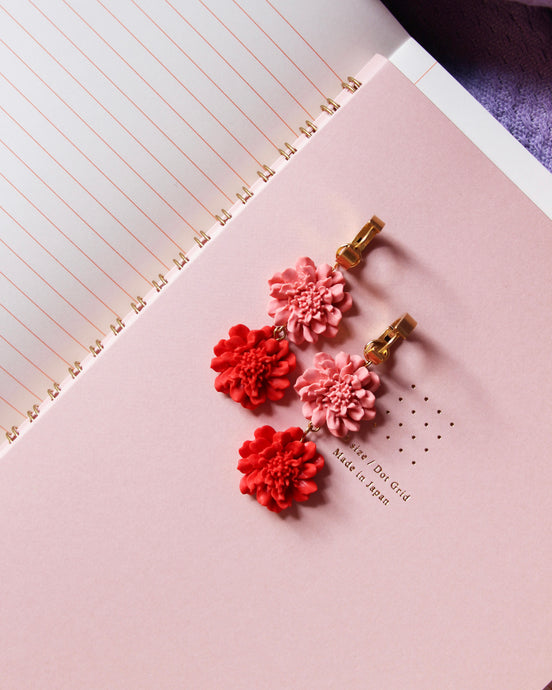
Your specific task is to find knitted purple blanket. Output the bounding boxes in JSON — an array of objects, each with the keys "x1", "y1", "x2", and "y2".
[{"x1": 381, "y1": 0, "x2": 552, "y2": 172}]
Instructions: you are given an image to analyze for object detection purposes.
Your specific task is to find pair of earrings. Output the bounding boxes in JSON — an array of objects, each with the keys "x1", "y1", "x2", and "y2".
[
  {"x1": 211, "y1": 216, "x2": 384, "y2": 409},
  {"x1": 210, "y1": 218, "x2": 417, "y2": 513}
]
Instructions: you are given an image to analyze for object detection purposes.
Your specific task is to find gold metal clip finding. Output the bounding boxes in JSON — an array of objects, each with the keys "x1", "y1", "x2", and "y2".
[
  {"x1": 335, "y1": 216, "x2": 384, "y2": 270},
  {"x1": 363, "y1": 313, "x2": 417, "y2": 365}
]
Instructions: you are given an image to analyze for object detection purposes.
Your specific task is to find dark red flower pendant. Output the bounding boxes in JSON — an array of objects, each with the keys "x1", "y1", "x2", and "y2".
[
  {"x1": 211, "y1": 324, "x2": 296, "y2": 409},
  {"x1": 238, "y1": 425, "x2": 324, "y2": 512}
]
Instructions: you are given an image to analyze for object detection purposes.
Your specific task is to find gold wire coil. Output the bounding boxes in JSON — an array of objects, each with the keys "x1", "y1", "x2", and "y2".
[
  {"x1": 48, "y1": 383, "x2": 61, "y2": 400},
  {"x1": 257, "y1": 165, "x2": 275, "y2": 182},
  {"x1": 89, "y1": 339, "x2": 104, "y2": 357},
  {"x1": 299, "y1": 120, "x2": 317, "y2": 138},
  {"x1": 236, "y1": 186, "x2": 253, "y2": 204},
  {"x1": 110, "y1": 317, "x2": 125, "y2": 335},
  {"x1": 6, "y1": 426, "x2": 19, "y2": 443},
  {"x1": 173, "y1": 251, "x2": 189, "y2": 270},
  {"x1": 278, "y1": 147, "x2": 292, "y2": 160},
  {"x1": 320, "y1": 98, "x2": 340, "y2": 115},
  {"x1": 26, "y1": 404, "x2": 40, "y2": 422},
  {"x1": 277, "y1": 142, "x2": 298, "y2": 159},
  {"x1": 283, "y1": 142, "x2": 297, "y2": 156},
  {"x1": 341, "y1": 76, "x2": 362, "y2": 92},
  {"x1": 301, "y1": 420, "x2": 321, "y2": 441},
  {"x1": 215, "y1": 209, "x2": 232, "y2": 226},
  {"x1": 194, "y1": 230, "x2": 210, "y2": 247},
  {"x1": 152, "y1": 274, "x2": 168, "y2": 292},
  {"x1": 131, "y1": 296, "x2": 147, "y2": 313},
  {"x1": 69, "y1": 361, "x2": 82, "y2": 378}
]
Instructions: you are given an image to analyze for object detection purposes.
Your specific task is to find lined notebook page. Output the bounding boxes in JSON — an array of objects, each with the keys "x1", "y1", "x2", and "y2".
[{"x1": 0, "y1": 0, "x2": 406, "y2": 436}]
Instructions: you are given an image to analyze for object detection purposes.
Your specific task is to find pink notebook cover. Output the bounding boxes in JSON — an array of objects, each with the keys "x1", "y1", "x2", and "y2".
[{"x1": 1, "y1": 56, "x2": 551, "y2": 689}]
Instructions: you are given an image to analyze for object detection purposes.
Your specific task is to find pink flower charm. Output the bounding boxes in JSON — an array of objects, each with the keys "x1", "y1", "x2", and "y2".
[
  {"x1": 267, "y1": 257, "x2": 352, "y2": 345},
  {"x1": 294, "y1": 352, "x2": 380, "y2": 437},
  {"x1": 238, "y1": 426, "x2": 324, "y2": 513},
  {"x1": 211, "y1": 324, "x2": 296, "y2": 409}
]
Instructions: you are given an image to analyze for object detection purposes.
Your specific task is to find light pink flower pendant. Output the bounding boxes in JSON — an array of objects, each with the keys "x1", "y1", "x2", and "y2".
[
  {"x1": 212, "y1": 217, "x2": 384, "y2": 409},
  {"x1": 268, "y1": 257, "x2": 352, "y2": 345},
  {"x1": 238, "y1": 314, "x2": 417, "y2": 511},
  {"x1": 294, "y1": 352, "x2": 380, "y2": 437}
]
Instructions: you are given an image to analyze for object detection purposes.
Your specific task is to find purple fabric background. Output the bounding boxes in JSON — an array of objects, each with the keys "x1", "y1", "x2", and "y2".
[{"x1": 381, "y1": 0, "x2": 552, "y2": 172}]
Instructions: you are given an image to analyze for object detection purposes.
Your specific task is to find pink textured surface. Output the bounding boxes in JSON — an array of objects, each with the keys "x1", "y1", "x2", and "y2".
[{"x1": 1, "y1": 57, "x2": 552, "y2": 688}]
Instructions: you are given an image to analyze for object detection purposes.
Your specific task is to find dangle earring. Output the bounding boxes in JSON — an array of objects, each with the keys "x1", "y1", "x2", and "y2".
[
  {"x1": 211, "y1": 216, "x2": 385, "y2": 409},
  {"x1": 236, "y1": 314, "x2": 417, "y2": 512}
]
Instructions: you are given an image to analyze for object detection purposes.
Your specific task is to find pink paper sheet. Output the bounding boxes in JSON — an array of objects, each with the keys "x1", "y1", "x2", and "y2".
[{"x1": 1, "y1": 57, "x2": 551, "y2": 689}]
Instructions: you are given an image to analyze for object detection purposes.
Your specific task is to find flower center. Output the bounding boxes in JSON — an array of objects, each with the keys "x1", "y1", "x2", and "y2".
[
  {"x1": 265, "y1": 451, "x2": 299, "y2": 489},
  {"x1": 290, "y1": 282, "x2": 326, "y2": 318},
  {"x1": 236, "y1": 347, "x2": 270, "y2": 383},
  {"x1": 324, "y1": 375, "x2": 355, "y2": 409}
]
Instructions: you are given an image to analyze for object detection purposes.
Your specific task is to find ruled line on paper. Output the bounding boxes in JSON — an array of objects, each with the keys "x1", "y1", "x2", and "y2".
[
  {"x1": 51, "y1": 3, "x2": 240, "y2": 203},
  {"x1": 0, "y1": 365, "x2": 41, "y2": 400},
  {"x1": 1, "y1": 0, "x2": 383, "y2": 438},
  {"x1": 0, "y1": 232, "x2": 106, "y2": 334},
  {"x1": 1, "y1": 72, "x2": 190, "y2": 258},
  {"x1": 414, "y1": 61, "x2": 438, "y2": 85},
  {"x1": 1, "y1": 56, "x2": 198, "y2": 236},
  {"x1": 163, "y1": 0, "x2": 297, "y2": 137},
  {"x1": 0, "y1": 395, "x2": 25, "y2": 419},
  {"x1": 0, "y1": 333, "x2": 56, "y2": 382},
  {"x1": 0, "y1": 201, "x2": 125, "y2": 316},
  {"x1": 234, "y1": 0, "x2": 327, "y2": 100},
  {"x1": 11, "y1": 1, "x2": 234, "y2": 212},
  {"x1": 0, "y1": 136, "x2": 154, "y2": 288},
  {"x1": 0, "y1": 108, "x2": 172, "y2": 272},
  {"x1": 263, "y1": 0, "x2": 343, "y2": 84},
  {"x1": 1, "y1": 273, "x2": 89, "y2": 352},
  {"x1": 197, "y1": 0, "x2": 315, "y2": 121},
  {"x1": 92, "y1": 0, "x2": 269, "y2": 166},
  {"x1": 0, "y1": 303, "x2": 71, "y2": 367},
  {"x1": 129, "y1": 0, "x2": 283, "y2": 150}
]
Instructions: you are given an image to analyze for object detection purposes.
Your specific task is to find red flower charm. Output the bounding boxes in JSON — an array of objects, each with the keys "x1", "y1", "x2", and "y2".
[
  {"x1": 238, "y1": 426, "x2": 324, "y2": 512},
  {"x1": 211, "y1": 324, "x2": 296, "y2": 409}
]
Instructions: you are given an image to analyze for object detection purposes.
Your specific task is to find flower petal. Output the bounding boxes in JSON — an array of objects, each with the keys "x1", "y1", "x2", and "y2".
[{"x1": 237, "y1": 426, "x2": 324, "y2": 512}]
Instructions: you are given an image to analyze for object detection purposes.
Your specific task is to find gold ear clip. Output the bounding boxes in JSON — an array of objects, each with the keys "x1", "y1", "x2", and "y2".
[
  {"x1": 335, "y1": 215, "x2": 385, "y2": 270},
  {"x1": 363, "y1": 313, "x2": 417, "y2": 365}
]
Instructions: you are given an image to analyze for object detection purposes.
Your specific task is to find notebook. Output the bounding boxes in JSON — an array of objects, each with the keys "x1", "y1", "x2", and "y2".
[
  {"x1": 2, "y1": 43, "x2": 552, "y2": 690},
  {"x1": 0, "y1": 0, "x2": 407, "y2": 440},
  {"x1": 3, "y1": 1, "x2": 551, "y2": 451}
]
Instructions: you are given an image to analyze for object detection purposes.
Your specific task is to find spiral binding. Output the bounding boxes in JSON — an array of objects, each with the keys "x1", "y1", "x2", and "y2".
[
  {"x1": 236, "y1": 187, "x2": 253, "y2": 204},
  {"x1": 68, "y1": 361, "x2": 83, "y2": 378},
  {"x1": 47, "y1": 382, "x2": 61, "y2": 400},
  {"x1": 26, "y1": 405, "x2": 39, "y2": 422},
  {"x1": 89, "y1": 339, "x2": 104, "y2": 357},
  {"x1": 173, "y1": 252, "x2": 189, "y2": 270},
  {"x1": 5, "y1": 75, "x2": 363, "y2": 445},
  {"x1": 152, "y1": 274, "x2": 168, "y2": 292}
]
